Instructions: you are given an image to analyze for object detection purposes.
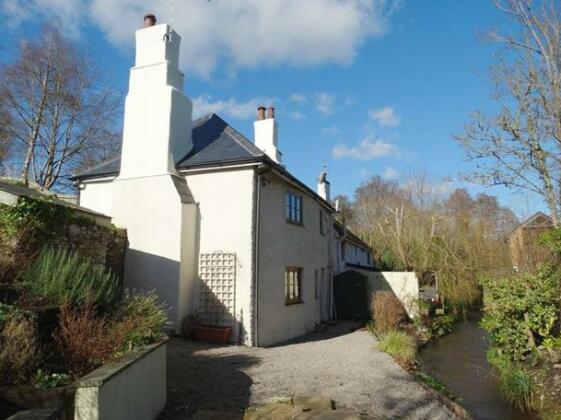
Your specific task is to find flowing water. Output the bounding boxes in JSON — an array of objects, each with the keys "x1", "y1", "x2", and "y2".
[{"x1": 419, "y1": 315, "x2": 537, "y2": 420}]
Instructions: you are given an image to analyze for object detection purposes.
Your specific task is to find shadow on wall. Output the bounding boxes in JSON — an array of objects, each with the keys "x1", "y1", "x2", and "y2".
[
  {"x1": 123, "y1": 249, "x2": 183, "y2": 322},
  {"x1": 157, "y1": 338, "x2": 260, "y2": 419},
  {"x1": 334, "y1": 270, "x2": 419, "y2": 321},
  {"x1": 123, "y1": 248, "x2": 246, "y2": 343},
  {"x1": 197, "y1": 280, "x2": 247, "y2": 344}
]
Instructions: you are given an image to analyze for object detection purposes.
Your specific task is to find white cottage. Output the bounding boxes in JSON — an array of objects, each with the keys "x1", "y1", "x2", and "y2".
[{"x1": 73, "y1": 17, "x2": 348, "y2": 346}]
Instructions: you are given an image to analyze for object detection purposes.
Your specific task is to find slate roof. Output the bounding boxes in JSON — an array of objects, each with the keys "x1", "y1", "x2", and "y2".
[
  {"x1": 334, "y1": 219, "x2": 372, "y2": 251},
  {"x1": 72, "y1": 113, "x2": 264, "y2": 180},
  {"x1": 72, "y1": 113, "x2": 335, "y2": 211}
]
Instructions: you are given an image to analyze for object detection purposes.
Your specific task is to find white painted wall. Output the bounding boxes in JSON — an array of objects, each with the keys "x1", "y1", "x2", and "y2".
[
  {"x1": 254, "y1": 118, "x2": 281, "y2": 163},
  {"x1": 78, "y1": 178, "x2": 115, "y2": 217},
  {"x1": 342, "y1": 241, "x2": 372, "y2": 267},
  {"x1": 184, "y1": 167, "x2": 256, "y2": 344},
  {"x1": 352, "y1": 269, "x2": 419, "y2": 319},
  {"x1": 108, "y1": 21, "x2": 198, "y2": 333},
  {"x1": 112, "y1": 175, "x2": 197, "y2": 331},
  {"x1": 75, "y1": 342, "x2": 166, "y2": 420},
  {"x1": 119, "y1": 23, "x2": 192, "y2": 179},
  {"x1": 257, "y1": 171, "x2": 332, "y2": 346},
  {"x1": 381, "y1": 271, "x2": 419, "y2": 318}
]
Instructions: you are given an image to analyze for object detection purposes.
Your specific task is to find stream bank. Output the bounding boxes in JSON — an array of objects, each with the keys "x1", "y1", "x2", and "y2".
[{"x1": 419, "y1": 315, "x2": 537, "y2": 420}]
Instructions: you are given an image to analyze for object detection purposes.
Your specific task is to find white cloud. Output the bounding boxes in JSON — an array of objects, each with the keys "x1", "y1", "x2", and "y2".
[
  {"x1": 289, "y1": 93, "x2": 307, "y2": 104},
  {"x1": 369, "y1": 106, "x2": 400, "y2": 127},
  {"x1": 3, "y1": 0, "x2": 402, "y2": 78},
  {"x1": 322, "y1": 125, "x2": 340, "y2": 136},
  {"x1": 359, "y1": 169, "x2": 372, "y2": 178},
  {"x1": 314, "y1": 92, "x2": 336, "y2": 115},
  {"x1": 332, "y1": 136, "x2": 400, "y2": 160},
  {"x1": 192, "y1": 94, "x2": 274, "y2": 120},
  {"x1": 383, "y1": 166, "x2": 399, "y2": 179},
  {"x1": 288, "y1": 110, "x2": 305, "y2": 120}
]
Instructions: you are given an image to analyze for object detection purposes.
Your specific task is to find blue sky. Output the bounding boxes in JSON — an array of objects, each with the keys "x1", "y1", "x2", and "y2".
[{"x1": 0, "y1": 0, "x2": 541, "y2": 218}]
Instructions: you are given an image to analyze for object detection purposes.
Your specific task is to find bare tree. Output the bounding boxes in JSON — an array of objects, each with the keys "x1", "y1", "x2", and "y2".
[
  {"x1": 0, "y1": 94, "x2": 12, "y2": 166},
  {"x1": 0, "y1": 26, "x2": 120, "y2": 189},
  {"x1": 455, "y1": 0, "x2": 561, "y2": 226}
]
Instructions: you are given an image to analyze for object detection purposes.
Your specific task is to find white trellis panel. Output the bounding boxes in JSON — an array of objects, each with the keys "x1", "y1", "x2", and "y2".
[{"x1": 198, "y1": 252, "x2": 236, "y2": 326}]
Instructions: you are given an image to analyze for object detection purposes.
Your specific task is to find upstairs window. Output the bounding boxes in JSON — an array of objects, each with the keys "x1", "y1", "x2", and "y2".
[
  {"x1": 285, "y1": 267, "x2": 303, "y2": 304},
  {"x1": 286, "y1": 192, "x2": 303, "y2": 224},
  {"x1": 319, "y1": 210, "x2": 325, "y2": 235}
]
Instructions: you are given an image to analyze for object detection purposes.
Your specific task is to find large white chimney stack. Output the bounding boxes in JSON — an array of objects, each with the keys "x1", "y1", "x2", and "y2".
[
  {"x1": 254, "y1": 106, "x2": 282, "y2": 163},
  {"x1": 317, "y1": 168, "x2": 330, "y2": 201},
  {"x1": 118, "y1": 14, "x2": 193, "y2": 179}
]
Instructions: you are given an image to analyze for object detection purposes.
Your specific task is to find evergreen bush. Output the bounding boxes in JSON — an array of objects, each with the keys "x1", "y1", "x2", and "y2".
[{"x1": 24, "y1": 248, "x2": 120, "y2": 309}]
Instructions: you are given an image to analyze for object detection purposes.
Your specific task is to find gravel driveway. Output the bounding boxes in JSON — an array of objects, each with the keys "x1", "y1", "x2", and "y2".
[{"x1": 160, "y1": 322, "x2": 456, "y2": 419}]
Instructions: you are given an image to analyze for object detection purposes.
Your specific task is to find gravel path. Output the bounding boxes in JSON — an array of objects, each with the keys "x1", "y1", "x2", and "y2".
[{"x1": 160, "y1": 323, "x2": 456, "y2": 419}]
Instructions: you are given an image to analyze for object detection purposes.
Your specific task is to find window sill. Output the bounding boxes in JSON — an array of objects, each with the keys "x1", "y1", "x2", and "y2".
[
  {"x1": 285, "y1": 301, "x2": 304, "y2": 306},
  {"x1": 286, "y1": 219, "x2": 304, "y2": 227}
]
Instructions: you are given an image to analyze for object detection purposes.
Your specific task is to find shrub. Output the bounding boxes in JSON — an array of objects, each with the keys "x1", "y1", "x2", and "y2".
[
  {"x1": 54, "y1": 301, "x2": 124, "y2": 377},
  {"x1": 481, "y1": 266, "x2": 560, "y2": 361},
  {"x1": 24, "y1": 248, "x2": 120, "y2": 309},
  {"x1": 377, "y1": 330, "x2": 416, "y2": 366},
  {"x1": 490, "y1": 354, "x2": 534, "y2": 411},
  {"x1": 115, "y1": 290, "x2": 169, "y2": 352},
  {"x1": 0, "y1": 314, "x2": 40, "y2": 384},
  {"x1": 34, "y1": 369, "x2": 71, "y2": 389},
  {"x1": 500, "y1": 366, "x2": 534, "y2": 411},
  {"x1": 429, "y1": 315, "x2": 456, "y2": 338},
  {"x1": 371, "y1": 291, "x2": 406, "y2": 334}
]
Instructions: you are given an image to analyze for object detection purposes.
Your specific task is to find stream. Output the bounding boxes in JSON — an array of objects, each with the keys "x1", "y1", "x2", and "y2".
[{"x1": 419, "y1": 314, "x2": 537, "y2": 420}]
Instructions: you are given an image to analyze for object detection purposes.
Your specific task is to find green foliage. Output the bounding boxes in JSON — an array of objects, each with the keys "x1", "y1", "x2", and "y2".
[
  {"x1": 416, "y1": 371, "x2": 456, "y2": 400},
  {"x1": 24, "y1": 248, "x2": 120, "y2": 309},
  {"x1": 0, "y1": 197, "x2": 71, "y2": 239},
  {"x1": 377, "y1": 248, "x2": 404, "y2": 271},
  {"x1": 34, "y1": 369, "x2": 71, "y2": 389},
  {"x1": 493, "y1": 355, "x2": 534, "y2": 411},
  {"x1": 429, "y1": 315, "x2": 456, "y2": 338},
  {"x1": 481, "y1": 266, "x2": 559, "y2": 361},
  {"x1": 0, "y1": 302, "x2": 13, "y2": 323},
  {"x1": 116, "y1": 290, "x2": 169, "y2": 351},
  {"x1": 542, "y1": 336, "x2": 561, "y2": 351},
  {"x1": 377, "y1": 330, "x2": 416, "y2": 365},
  {"x1": 539, "y1": 228, "x2": 561, "y2": 254}
]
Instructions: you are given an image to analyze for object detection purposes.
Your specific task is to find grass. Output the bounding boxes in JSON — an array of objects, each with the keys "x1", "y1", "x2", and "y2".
[
  {"x1": 377, "y1": 329, "x2": 416, "y2": 366},
  {"x1": 498, "y1": 364, "x2": 534, "y2": 411}
]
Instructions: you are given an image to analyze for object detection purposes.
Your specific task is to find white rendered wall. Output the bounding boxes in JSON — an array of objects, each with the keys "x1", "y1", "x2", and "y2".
[
  {"x1": 78, "y1": 178, "x2": 115, "y2": 217},
  {"x1": 257, "y1": 173, "x2": 331, "y2": 346},
  {"x1": 184, "y1": 168, "x2": 256, "y2": 345},
  {"x1": 75, "y1": 342, "x2": 166, "y2": 420},
  {"x1": 254, "y1": 119, "x2": 281, "y2": 163},
  {"x1": 353, "y1": 269, "x2": 419, "y2": 319},
  {"x1": 381, "y1": 271, "x2": 419, "y2": 318},
  {"x1": 110, "y1": 22, "x2": 197, "y2": 332},
  {"x1": 119, "y1": 23, "x2": 192, "y2": 179},
  {"x1": 343, "y1": 242, "x2": 372, "y2": 267},
  {"x1": 112, "y1": 176, "x2": 196, "y2": 330}
]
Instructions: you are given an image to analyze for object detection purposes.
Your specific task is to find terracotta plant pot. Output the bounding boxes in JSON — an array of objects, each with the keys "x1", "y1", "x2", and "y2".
[{"x1": 193, "y1": 325, "x2": 232, "y2": 344}]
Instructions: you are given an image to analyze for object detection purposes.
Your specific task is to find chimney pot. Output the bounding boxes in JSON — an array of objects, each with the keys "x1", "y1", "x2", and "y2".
[
  {"x1": 257, "y1": 106, "x2": 266, "y2": 120},
  {"x1": 144, "y1": 14, "x2": 157, "y2": 27},
  {"x1": 267, "y1": 106, "x2": 275, "y2": 119}
]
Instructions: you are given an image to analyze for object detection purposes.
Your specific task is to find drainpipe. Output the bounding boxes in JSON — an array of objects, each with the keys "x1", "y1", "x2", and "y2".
[{"x1": 251, "y1": 163, "x2": 270, "y2": 346}]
